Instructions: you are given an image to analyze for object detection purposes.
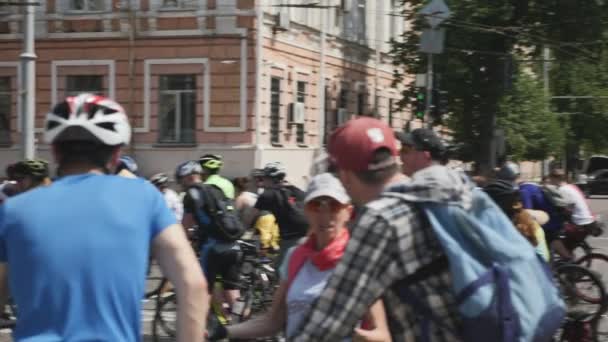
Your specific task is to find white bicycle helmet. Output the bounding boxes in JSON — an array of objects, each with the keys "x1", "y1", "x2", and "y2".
[
  {"x1": 150, "y1": 173, "x2": 169, "y2": 187},
  {"x1": 44, "y1": 93, "x2": 131, "y2": 146}
]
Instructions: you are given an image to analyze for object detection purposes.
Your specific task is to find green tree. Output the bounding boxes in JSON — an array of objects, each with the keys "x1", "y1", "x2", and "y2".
[
  {"x1": 390, "y1": 0, "x2": 608, "y2": 170},
  {"x1": 497, "y1": 71, "x2": 564, "y2": 161}
]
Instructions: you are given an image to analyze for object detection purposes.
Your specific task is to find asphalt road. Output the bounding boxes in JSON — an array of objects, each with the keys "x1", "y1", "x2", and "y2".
[{"x1": 1, "y1": 197, "x2": 608, "y2": 341}]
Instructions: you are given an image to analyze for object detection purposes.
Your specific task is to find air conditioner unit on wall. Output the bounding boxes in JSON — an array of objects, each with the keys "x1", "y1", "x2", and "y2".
[
  {"x1": 341, "y1": 0, "x2": 353, "y2": 12},
  {"x1": 275, "y1": 10, "x2": 290, "y2": 32},
  {"x1": 289, "y1": 102, "x2": 306, "y2": 124},
  {"x1": 336, "y1": 108, "x2": 348, "y2": 124}
]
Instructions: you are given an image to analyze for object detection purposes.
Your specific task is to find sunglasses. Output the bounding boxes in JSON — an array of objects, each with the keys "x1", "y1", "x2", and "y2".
[{"x1": 305, "y1": 198, "x2": 346, "y2": 213}]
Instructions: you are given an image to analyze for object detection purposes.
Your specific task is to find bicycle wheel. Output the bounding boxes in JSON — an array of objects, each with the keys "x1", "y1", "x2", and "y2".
[
  {"x1": 555, "y1": 264, "x2": 607, "y2": 321},
  {"x1": 592, "y1": 312, "x2": 608, "y2": 341},
  {"x1": 576, "y1": 252, "x2": 608, "y2": 282},
  {"x1": 152, "y1": 293, "x2": 177, "y2": 339},
  {"x1": 145, "y1": 260, "x2": 165, "y2": 299}
]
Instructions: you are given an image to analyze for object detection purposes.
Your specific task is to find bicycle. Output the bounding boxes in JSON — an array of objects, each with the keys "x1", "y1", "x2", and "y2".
[
  {"x1": 152, "y1": 238, "x2": 278, "y2": 341},
  {"x1": 230, "y1": 239, "x2": 278, "y2": 323}
]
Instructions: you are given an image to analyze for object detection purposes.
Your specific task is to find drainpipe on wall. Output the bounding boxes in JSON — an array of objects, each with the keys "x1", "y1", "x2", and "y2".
[
  {"x1": 318, "y1": 0, "x2": 327, "y2": 148},
  {"x1": 253, "y1": 1, "x2": 264, "y2": 168},
  {"x1": 127, "y1": 1, "x2": 137, "y2": 157}
]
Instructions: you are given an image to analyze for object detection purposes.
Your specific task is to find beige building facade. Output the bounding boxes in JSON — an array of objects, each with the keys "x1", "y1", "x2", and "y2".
[{"x1": 0, "y1": 0, "x2": 415, "y2": 186}]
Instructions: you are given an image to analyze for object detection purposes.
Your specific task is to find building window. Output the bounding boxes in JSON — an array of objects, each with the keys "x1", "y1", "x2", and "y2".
[
  {"x1": 68, "y1": 0, "x2": 106, "y2": 11},
  {"x1": 162, "y1": 0, "x2": 197, "y2": 8},
  {"x1": 158, "y1": 75, "x2": 196, "y2": 144},
  {"x1": 65, "y1": 75, "x2": 104, "y2": 97},
  {"x1": 339, "y1": 88, "x2": 348, "y2": 109},
  {"x1": 270, "y1": 77, "x2": 281, "y2": 145},
  {"x1": 374, "y1": 95, "x2": 380, "y2": 117},
  {"x1": 296, "y1": 81, "x2": 306, "y2": 145},
  {"x1": 357, "y1": 92, "x2": 366, "y2": 115},
  {"x1": 356, "y1": 0, "x2": 366, "y2": 42},
  {"x1": 323, "y1": 85, "x2": 330, "y2": 145},
  {"x1": 388, "y1": 98, "x2": 394, "y2": 127},
  {"x1": 0, "y1": 77, "x2": 11, "y2": 146}
]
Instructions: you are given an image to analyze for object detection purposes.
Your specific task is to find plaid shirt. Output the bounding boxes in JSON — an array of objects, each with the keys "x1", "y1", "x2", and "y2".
[{"x1": 291, "y1": 165, "x2": 472, "y2": 341}]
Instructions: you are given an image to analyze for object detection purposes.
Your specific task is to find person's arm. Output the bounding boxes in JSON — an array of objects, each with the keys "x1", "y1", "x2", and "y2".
[
  {"x1": 153, "y1": 224, "x2": 209, "y2": 342},
  {"x1": 227, "y1": 281, "x2": 288, "y2": 338},
  {"x1": 182, "y1": 212, "x2": 196, "y2": 230},
  {"x1": 354, "y1": 300, "x2": 392, "y2": 342},
  {"x1": 291, "y1": 211, "x2": 401, "y2": 341}
]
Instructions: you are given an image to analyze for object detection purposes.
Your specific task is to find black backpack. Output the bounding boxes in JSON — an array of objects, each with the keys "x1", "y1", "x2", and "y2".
[
  {"x1": 275, "y1": 185, "x2": 309, "y2": 239},
  {"x1": 188, "y1": 184, "x2": 246, "y2": 242}
]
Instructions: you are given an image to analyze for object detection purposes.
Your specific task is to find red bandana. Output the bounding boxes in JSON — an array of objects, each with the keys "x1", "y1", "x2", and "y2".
[{"x1": 287, "y1": 228, "x2": 350, "y2": 289}]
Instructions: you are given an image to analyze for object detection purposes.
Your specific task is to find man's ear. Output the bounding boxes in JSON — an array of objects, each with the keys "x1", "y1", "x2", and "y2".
[{"x1": 51, "y1": 144, "x2": 60, "y2": 164}]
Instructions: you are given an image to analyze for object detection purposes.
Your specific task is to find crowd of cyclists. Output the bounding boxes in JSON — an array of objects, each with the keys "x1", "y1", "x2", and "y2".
[{"x1": 0, "y1": 93, "x2": 606, "y2": 342}]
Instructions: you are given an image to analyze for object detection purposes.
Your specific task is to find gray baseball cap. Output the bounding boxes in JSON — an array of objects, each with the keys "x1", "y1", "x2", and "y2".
[{"x1": 304, "y1": 173, "x2": 351, "y2": 204}]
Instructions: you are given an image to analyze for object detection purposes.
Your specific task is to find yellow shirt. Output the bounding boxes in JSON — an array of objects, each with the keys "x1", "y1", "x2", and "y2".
[
  {"x1": 255, "y1": 212, "x2": 280, "y2": 250},
  {"x1": 533, "y1": 222, "x2": 550, "y2": 262}
]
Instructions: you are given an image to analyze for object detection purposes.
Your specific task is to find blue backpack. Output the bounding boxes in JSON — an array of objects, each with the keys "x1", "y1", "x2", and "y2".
[{"x1": 386, "y1": 189, "x2": 566, "y2": 342}]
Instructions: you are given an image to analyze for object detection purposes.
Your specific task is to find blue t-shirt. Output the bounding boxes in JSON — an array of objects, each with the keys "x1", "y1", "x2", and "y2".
[
  {"x1": 0, "y1": 174, "x2": 176, "y2": 341},
  {"x1": 519, "y1": 182, "x2": 562, "y2": 232}
]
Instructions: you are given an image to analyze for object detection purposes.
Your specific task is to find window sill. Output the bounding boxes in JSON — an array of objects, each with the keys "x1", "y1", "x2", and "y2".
[
  {"x1": 271, "y1": 143, "x2": 283, "y2": 147},
  {"x1": 297, "y1": 144, "x2": 308, "y2": 148},
  {"x1": 157, "y1": 7, "x2": 198, "y2": 12},
  {"x1": 153, "y1": 142, "x2": 197, "y2": 148},
  {"x1": 63, "y1": 10, "x2": 110, "y2": 15}
]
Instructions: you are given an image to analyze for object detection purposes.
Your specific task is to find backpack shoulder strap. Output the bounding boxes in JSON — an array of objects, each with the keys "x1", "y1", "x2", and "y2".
[{"x1": 200, "y1": 184, "x2": 222, "y2": 213}]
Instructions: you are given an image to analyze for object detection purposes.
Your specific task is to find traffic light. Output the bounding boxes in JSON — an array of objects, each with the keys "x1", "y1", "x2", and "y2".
[
  {"x1": 431, "y1": 89, "x2": 448, "y2": 123},
  {"x1": 413, "y1": 88, "x2": 426, "y2": 120}
]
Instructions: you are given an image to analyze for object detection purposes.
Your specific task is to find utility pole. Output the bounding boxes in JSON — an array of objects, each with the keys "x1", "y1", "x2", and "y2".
[
  {"x1": 542, "y1": 47, "x2": 551, "y2": 175},
  {"x1": 419, "y1": 0, "x2": 450, "y2": 128},
  {"x1": 425, "y1": 53, "x2": 433, "y2": 128},
  {"x1": 21, "y1": 3, "x2": 37, "y2": 159},
  {"x1": 318, "y1": 0, "x2": 326, "y2": 144}
]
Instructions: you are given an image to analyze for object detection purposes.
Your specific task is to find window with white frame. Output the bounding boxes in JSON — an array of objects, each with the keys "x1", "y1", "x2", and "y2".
[
  {"x1": 296, "y1": 80, "x2": 306, "y2": 144},
  {"x1": 357, "y1": 91, "x2": 366, "y2": 115},
  {"x1": 158, "y1": 75, "x2": 196, "y2": 144},
  {"x1": 355, "y1": 0, "x2": 366, "y2": 42},
  {"x1": 270, "y1": 77, "x2": 281, "y2": 145},
  {"x1": 68, "y1": 0, "x2": 106, "y2": 11},
  {"x1": 0, "y1": 77, "x2": 11, "y2": 145},
  {"x1": 161, "y1": 0, "x2": 198, "y2": 9},
  {"x1": 65, "y1": 75, "x2": 104, "y2": 97}
]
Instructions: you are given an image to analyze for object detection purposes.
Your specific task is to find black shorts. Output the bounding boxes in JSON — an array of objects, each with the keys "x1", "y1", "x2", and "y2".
[
  {"x1": 544, "y1": 229, "x2": 562, "y2": 243},
  {"x1": 204, "y1": 242, "x2": 242, "y2": 291}
]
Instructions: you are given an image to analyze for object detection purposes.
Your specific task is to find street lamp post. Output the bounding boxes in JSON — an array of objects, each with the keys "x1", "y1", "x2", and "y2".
[{"x1": 20, "y1": 3, "x2": 37, "y2": 159}]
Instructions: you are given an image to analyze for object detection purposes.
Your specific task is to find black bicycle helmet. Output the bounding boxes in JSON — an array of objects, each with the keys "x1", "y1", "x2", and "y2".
[
  {"x1": 263, "y1": 162, "x2": 286, "y2": 180},
  {"x1": 12, "y1": 159, "x2": 50, "y2": 179},
  {"x1": 483, "y1": 180, "x2": 519, "y2": 202}
]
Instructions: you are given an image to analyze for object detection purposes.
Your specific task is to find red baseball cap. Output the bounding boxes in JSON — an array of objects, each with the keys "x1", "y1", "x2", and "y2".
[{"x1": 328, "y1": 117, "x2": 398, "y2": 172}]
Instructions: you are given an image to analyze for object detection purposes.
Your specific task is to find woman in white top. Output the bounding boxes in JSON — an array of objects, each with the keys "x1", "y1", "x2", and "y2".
[{"x1": 208, "y1": 173, "x2": 391, "y2": 341}]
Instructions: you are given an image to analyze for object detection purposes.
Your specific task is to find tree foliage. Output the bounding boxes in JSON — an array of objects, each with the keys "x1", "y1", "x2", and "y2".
[
  {"x1": 390, "y1": 0, "x2": 608, "y2": 169},
  {"x1": 497, "y1": 71, "x2": 563, "y2": 161}
]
